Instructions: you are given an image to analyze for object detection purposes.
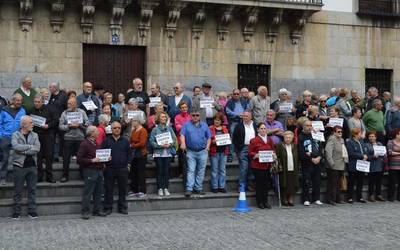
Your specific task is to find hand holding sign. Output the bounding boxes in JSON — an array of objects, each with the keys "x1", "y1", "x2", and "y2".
[
  {"x1": 356, "y1": 160, "x2": 370, "y2": 172},
  {"x1": 259, "y1": 150, "x2": 274, "y2": 163},
  {"x1": 31, "y1": 115, "x2": 46, "y2": 127},
  {"x1": 96, "y1": 149, "x2": 111, "y2": 162},
  {"x1": 215, "y1": 134, "x2": 231, "y2": 146},
  {"x1": 156, "y1": 132, "x2": 173, "y2": 146},
  {"x1": 373, "y1": 145, "x2": 387, "y2": 156},
  {"x1": 82, "y1": 100, "x2": 97, "y2": 111}
]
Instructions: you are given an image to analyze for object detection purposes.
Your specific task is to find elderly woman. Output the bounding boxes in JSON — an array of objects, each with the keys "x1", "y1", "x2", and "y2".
[
  {"x1": 248, "y1": 123, "x2": 275, "y2": 209},
  {"x1": 387, "y1": 128, "x2": 400, "y2": 201},
  {"x1": 325, "y1": 126, "x2": 347, "y2": 205},
  {"x1": 96, "y1": 114, "x2": 110, "y2": 146},
  {"x1": 347, "y1": 107, "x2": 366, "y2": 139},
  {"x1": 325, "y1": 106, "x2": 349, "y2": 139},
  {"x1": 149, "y1": 112, "x2": 177, "y2": 196},
  {"x1": 365, "y1": 131, "x2": 386, "y2": 202},
  {"x1": 335, "y1": 88, "x2": 352, "y2": 118},
  {"x1": 276, "y1": 131, "x2": 299, "y2": 206},
  {"x1": 295, "y1": 90, "x2": 312, "y2": 118},
  {"x1": 318, "y1": 95, "x2": 329, "y2": 124},
  {"x1": 346, "y1": 128, "x2": 369, "y2": 203},
  {"x1": 122, "y1": 98, "x2": 146, "y2": 139},
  {"x1": 274, "y1": 89, "x2": 295, "y2": 128}
]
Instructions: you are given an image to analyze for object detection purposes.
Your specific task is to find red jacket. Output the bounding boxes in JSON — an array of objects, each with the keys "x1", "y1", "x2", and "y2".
[
  {"x1": 209, "y1": 125, "x2": 230, "y2": 156},
  {"x1": 248, "y1": 135, "x2": 275, "y2": 170}
]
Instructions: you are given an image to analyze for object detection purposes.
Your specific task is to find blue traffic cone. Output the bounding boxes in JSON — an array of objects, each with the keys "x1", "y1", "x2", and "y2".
[{"x1": 233, "y1": 184, "x2": 251, "y2": 213}]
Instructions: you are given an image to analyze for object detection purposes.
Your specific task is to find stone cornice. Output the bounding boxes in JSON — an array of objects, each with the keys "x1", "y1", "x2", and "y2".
[
  {"x1": 138, "y1": 0, "x2": 161, "y2": 38},
  {"x1": 192, "y1": 4, "x2": 207, "y2": 40},
  {"x1": 108, "y1": 0, "x2": 132, "y2": 37},
  {"x1": 49, "y1": 0, "x2": 66, "y2": 33},
  {"x1": 242, "y1": 7, "x2": 259, "y2": 42},
  {"x1": 165, "y1": 0, "x2": 188, "y2": 38},
  {"x1": 19, "y1": 0, "x2": 33, "y2": 32},
  {"x1": 81, "y1": 0, "x2": 96, "y2": 36},
  {"x1": 217, "y1": 5, "x2": 235, "y2": 41}
]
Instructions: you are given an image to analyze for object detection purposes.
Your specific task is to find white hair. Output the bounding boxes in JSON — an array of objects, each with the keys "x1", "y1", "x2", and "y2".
[
  {"x1": 98, "y1": 114, "x2": 110, "y2": 125},
  {"x1": 86, "y1": 126, "x2": 98, "y2": 137}
]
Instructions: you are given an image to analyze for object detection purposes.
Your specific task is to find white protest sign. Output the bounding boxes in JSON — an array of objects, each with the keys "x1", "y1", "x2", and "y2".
[
  {"x1": 311, "y1": 131, "x2": 325, "y2": 142},
  {"x1": 356, "y1": 160, "x2": 370, "y2": 173},
  {"x1": 96, "y1": 149, "x2": 111, "y2": 162},
  {"x1": 127, "y1": 111, "x2": 142, "y2": 119},
  {"x1": 279, "y1": 103, "x2": 293, "y2": 113},
  {"x1": 30, "y1": 115, "x2": 46, "y2": 127},
  {"x1": 373, "y1": 145, "x2": 387, "y2": 156},
  {"x1": 259, "y1": 150, "x2": 274, "y2": 163},
  {"x1": 311, "y1": 121, "x2": 325, "y2": 131},
  {"x1": 149, "y1": 97, "x2": 162, "y2": 108},
  {"x1": 82, "y1": 100, "x2": 97, "y2": 111},
  {"x1": 328, "y1": 118, "x2": 344, "y2": 127},
  {"x1": 105, "y1": 125, "x2": 112, "y2": 134},
  {"x1": 215, "y1": 134, "x2": 231, "y2": 146},
  {"x1": 200, "y1": 99, "x2": 214, "y2": 109},
  {"x1": 156, "y1": 132, "x2": 173, "y2": 146},
  {"x1": 67, "y1": 112, "x2": 83, "y2": 124}
]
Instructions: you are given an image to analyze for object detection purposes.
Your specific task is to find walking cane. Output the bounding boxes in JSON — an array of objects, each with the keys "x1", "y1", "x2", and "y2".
[{"x1": 276, "y1": 172, "x2": 281, "y2": 208}]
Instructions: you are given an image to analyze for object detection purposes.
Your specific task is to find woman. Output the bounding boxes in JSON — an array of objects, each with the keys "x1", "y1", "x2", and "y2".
[
  {"x1": 325, "y1": 106, "x2": 349, "y2": 140},
  {"x1": 209, "y1": 113, "x2": 229, "y2": 193},
  {"x1": 347, "y1": 107, "x2": 366, "y2": 139},
  {"x1": 96, "y1": 114, "x2": 110, "y2": 146},
  {"x1": 324, "y1": 126, "x2": 347, "y2": 205},
  {"x1": 387, "y1": 128, "x2": 400, "y2": 201},
  {"x1": 129, "y1": 117, "x2": 148, "y2": 198},
  {"x1": 216, "y1": 92, "x2": 229, "y2": 126},
  {"x1": 122, "y1": 98, "x2": 146, "y2": 139},
  {"x1": 148, "y1": 102, "x2": 169, "y2": 132},
  {"x1": 306, "y1": 105, "x2": 320, "y2": 122},
  {"x1": 149, "y1": 112, "x2": 177, "y2": 196},
  {"x1": 174, "y1": 101, "x2": 191, "y2": 178},
  {"x1": 365, "y1": 131, "x2": 386, "y2": 202},
  {"x1": 295, "y1": 90, "x2": 312, "y2": 118},
  {"x1": 274, "y1": 90, "x2": 295, "y2": 128},
  {"x1": 113, "y1": 93, "x2": 126, "y2": 119},
  {"x1": 276, "y1": 131, "x2": 299, "y2": 206},
  {"x1": 346, "y1": 128, "x2": 369, "y2": 203},
  {"x1": 335, "y1": 88, "x2": 352, "y2": 118},
  {"x1": 248, "y1": 123, "x2": 275, "y2": 209},
  {"x1": 318, "y1": 95, "x2": 329, "y2": 124}
]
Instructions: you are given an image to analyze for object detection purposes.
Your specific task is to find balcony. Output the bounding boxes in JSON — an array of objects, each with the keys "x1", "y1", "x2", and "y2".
[{"x1": 357, "y1": 0, "x2": 400, "y2": 17}]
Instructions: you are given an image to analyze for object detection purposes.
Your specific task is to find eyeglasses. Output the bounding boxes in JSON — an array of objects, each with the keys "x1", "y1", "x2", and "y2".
[
  {"x1": 191, "y1": 114, "x2": 200, "y2": 117},
  {"x1": 173, "y1": 87, "x2": 179, "y2": 89},
  {"x1": 112, "y1": 127, "x2": 121, "y2": 129},
  {"x1": 233, "y1": 93, "x2": 240, "y2": 95},
  {"x1": 320, "y1": 100, "x2": 326, "y2": 103},
  {"x1": 336, "y1": 131, "x2": 342, "y2": 133}
]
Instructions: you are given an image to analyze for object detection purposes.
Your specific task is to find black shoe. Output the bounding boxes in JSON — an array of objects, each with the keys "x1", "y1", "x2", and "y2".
[
  {"x1": 118, "y1": 209, "x2": 128, "y2": 215},
  {"x1": 211, "y1": 189, "x2": 218, "y2": 193},
  {"x1": 327, "y1": 201, "x2": 336, "y2": 206},
  {"x1": 193, "y1": 190, "x2": 205, "y2": 195},
  {"x1": 12, "y1": 213, "x2": 21, "y2": 220},
  {"x1": 357, "y1": 198, "x2": 367, "y2": 203},
  {"x1": 218, "y1": 188, "x2": 227, "y2": 193},
  {"x1": 47, "y1": 178, "x2": 56, "y2": 184},
  {"x1": 184, "y1": 191, "x2": 192, "y2": 198},
  {"x1": 264, "y1": 203, "x2": 272, "y2": 209},
  {"x1": 60, "y1": 177, "x2": 68, "y2": 183},
  {"x1": 37, "y1": 178, "x2": 43, "y2": 183},
  {"x1": 28, "y1": 212, "x2": 38, "y2": 219},
  {"x1": 227, "y1": 157, "x2": 233, "y2": 163},
  {"x1": 288, "y1": 202, "x2": 294, "y2": 207},
  {"x1": 81, "y1": 213, "x2": 90, "y2": 220},
  {"x1": 54, "y1": 157, "x2": 59, "y2": 163},
  {"x1": 102, "y1": 210, "x2": 112, "y2": 216},
  {"x1": 388, "y1": 197, "x2": 395, "y2": 202},
  {"x1": 257, "y1": 203, "x2": 265, "y2": 209},
  {"x1": 93, "y1": 211, "x2": 107, "y2": 217}
]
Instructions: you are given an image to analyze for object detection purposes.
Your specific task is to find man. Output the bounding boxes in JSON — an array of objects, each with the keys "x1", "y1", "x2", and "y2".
[
  {"x1": 102, "y1": 121, "x2": 131, "y2": 215},
  {"x1": 326, "y1": 88, "x2": 338, "y2": 107},
  {"x1": 192, "y1": 82, "x2": 221, "y2": 125},
  {"x1": 383, "y1": 91, "x2": 392, "y2": 113},
  {"x1": 149, "y1": 83, "x2": 168, "y2": 115},
  {"x1": 192, "y1": 86, "x2": 201, "y2": 97},
  {"x1": 365, "y1": 87, "x2": 382, "y2": 112},
  {"x1": 11, "y1": 116, "x2": 40, "y2": 219},
  {"x1": 0, "y1": 95, "x2": 9, "y2": 110},
  {"x1": 232, "y1": 111, "x2": 257, "y2": 191},
  {"x1": 167, "y1": 82, "x2": 192, "y2": 122},
  {"x1": 385, "y1": 97, "x2": 400, "y2": 137},
  {"x1": 31, "y1": 95, "x2": 57, "y2": 183},
  {"x1": 298, "y1": 120, "x2": 324, "y2": 206},
  {"x1": 14, "y1": 76, "x2": 37, "y2": 114},
  {"x1": 348, "y1": 89, "x2": 363, "y2": 110},
  {"x1": 77, "y1": 82, "x2": 101, "y2": 125},
  {"x1": 77, "y1": 126, "x2": 107, "y2": 220},
  {"x1": 363, "y1": 99, "x2": 386, "y2": 143},
  {"x1": 125, "y1": 78, "x2": 150, "y2": 116},
  {"x1": 48, "y1": 82, "x2": 68, "y2": 161},
  {"x1": 180, "y1": 109, "x2": 211, "y2": 197},
  {"x1": 0, "y1": 93, "x2": 26, "y2": 185},
  {"x1": 93, "y1": 84, "x2": 105, "y2": 108},
  {"x1": 59, "y1": 97, "x2": 89, "y2": 182},
  {"x1": 240, "y1": 88, "x2": 251, "y2": 107},
  {"x1": 265, "y1": 110, "x2": 284, "y2": 145},
  {"x1": 248, "y1": 85, "x2": 271, "y2": 125}
]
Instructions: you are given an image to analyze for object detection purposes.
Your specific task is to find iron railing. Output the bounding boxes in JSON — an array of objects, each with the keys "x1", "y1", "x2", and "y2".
[{"x1": 358, "y1": 0, "x2": 400, "y2": 17}]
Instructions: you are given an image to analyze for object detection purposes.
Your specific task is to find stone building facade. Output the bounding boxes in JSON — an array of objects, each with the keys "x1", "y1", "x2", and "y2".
[{"x1": 0, "y1": 0, "x2": 399, "y2": 99}]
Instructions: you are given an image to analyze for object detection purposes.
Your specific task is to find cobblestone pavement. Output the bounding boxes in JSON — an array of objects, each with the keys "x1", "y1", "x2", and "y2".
[{"x1": 1, "y1": 202, "x2": 400, "y2": 250}]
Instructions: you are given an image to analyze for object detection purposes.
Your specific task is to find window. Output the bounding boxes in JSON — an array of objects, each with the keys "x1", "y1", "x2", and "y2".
[
  {"x1": 238, "y1": 64, "x2": 270, "y2": 93},
  {"x1": 365, "y1": 68, "x2": 392, "y2": 94}
]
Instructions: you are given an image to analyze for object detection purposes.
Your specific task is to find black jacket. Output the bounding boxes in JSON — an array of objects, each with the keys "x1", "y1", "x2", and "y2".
[
  {"x1": 232, "y1": 121, "x2": 258, "y2": 152},
  {"x1": 48, "y1": 90, "x2": 68, "y2": 118},
  {"x1": 298, "y1": 132, "x2": 324, "y2": 164},
  {"x1": 31, "y1": 105, "x2": 58, "y2": 135}
]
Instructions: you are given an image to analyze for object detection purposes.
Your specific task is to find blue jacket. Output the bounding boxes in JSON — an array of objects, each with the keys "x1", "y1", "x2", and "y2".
[
  {"x1": 346, "y1": 138, "x2": 369, "y2": 172},
  {"x1": 167, "y1": 95, "x2": 192, "y2": 121},
  {"x1": 365, "y1": 142, "x2": 385, "y2": 172},
  {"x1": 385, "y1": 109, "x2": 400, "y2": 133},
  {"x1": 225, "y1": 98, "x2": 247, "y2": 122},
  {"x1": 0, "y1": 106, "x2": 26, "y2": 139},
  {"x1": 149, "y1": 125, "x2": 177, "y2": 156}
]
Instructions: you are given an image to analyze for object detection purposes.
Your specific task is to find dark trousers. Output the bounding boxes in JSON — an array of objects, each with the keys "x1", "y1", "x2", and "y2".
[
  {"x1": 81, "y1": 168, "x2": 103, "y2": 214},
  {"x1": 0, "y1": 137, "x2": 11, "y2": 180},
  {"x1": 54, "y1": 129, "x2": 64, "y2": 158},
  {"x1": 63, "y1": 139, "x2": 82, "y2": 178},
  {"x1": 155, "y1": 157, "x2": 171, "y2": 189},
  {"x1": 368, "y1": 172, "x2": 382, "y2": 196},
  {"x1": 104, "y1": 167, "x2": 128, "y2": 211},
  {"x1": 13, "y1": 166, "x2": 37, "y2": 214},
  {"x1": 37, "y1": 133, "x2": 55, "y2": 181},
  {"x1": 327, "y1": 169, "x2": 342, "y2": 203},
  {"x1": 130, "y1": 157, "x2": 147, "y2": 193},
  {"x1": 347, "y1": 171, "x2": 364, "y2": 200},
  {"x1": 178, "y1": 148, "x2": 187, "y2": 185},
  {"x1": 388, "y1": 170, "x2": 400, "y2": 200},
  {"x1": 253, "y1": 168, "x2": 271, "y2": 205},
  {"x1": 301, "y1": 163, "x2": 321, "y2": 202}
]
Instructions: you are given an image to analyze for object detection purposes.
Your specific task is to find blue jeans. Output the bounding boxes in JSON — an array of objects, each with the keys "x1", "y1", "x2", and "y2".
[
  {"x1": 237, "y1": 145, "x2": 253, "y2": 188},
  {"x1": 186, "y1": 149, "x2": 208, "y2": 192},
  {"x1": 154, "y1": 157, "x2": 171, "y2": 189},
  {"x1": 210, "y1": 153, "x2": 227, "y2": 189},
  {"x1": 0, "y1": 137, "x2": 11, "y2": 180}
]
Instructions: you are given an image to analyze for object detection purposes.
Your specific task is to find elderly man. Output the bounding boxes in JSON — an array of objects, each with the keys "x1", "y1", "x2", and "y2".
[
  {"x1": 14, "y1": 76, "x2": 37, "y2": 114},
  {"x1": 167, "y1": 82, "x2": 192, "y2": 122},
  {"x1": 365, "y1": 87, "x2": 382, "y2": 112},
  {"x1": 126, "y1": 78, "x2": 150, "y2": 116},
  {"x1": 265, "y1": 110, "x2": 284, "y2": 145},
  {"x1": 240, "y1": 88, "x2": 251, "y2": 107},
  {"x1": 248, "y1": 85, "x2": 271, "y2": 125},
  {"x1": 31, "y1": 94, "x2": 57, "y2": 183},
  {"x1": 102, "y1": 121, "x2": 131, "y2": 215},
  {"x1": 77, "y1": 126, "x2": 107, "y2": 220},
  {"x1": 180, "y1": 109, "x2": 211, "y2": 197},
  {"x1": 192, "y1": 82, "x2": 221, "y2": 125},
  {"x1": 149, "y1": 83, "x2": 168, "y2": 116},
  {"x1": 299, "y1": 120, "x2": 324, "y2": 206},
  {"x1": 0, "y1": 93, "x2": 26, "y2": 185},
  {"x1": 385, "y1": 97, "x2": 400, "y2": 137},
  {"x1": 363, "y1": 99, "x2": 386, "y2": 143},
  {"x1": 383, "y1": 91, "x2": 392, "y2": 113},
  {"x1": 76, "y1": 82, "x2": 101, "y2": 125},
  {"x1": 11, "y1": 116, "x2": 40, "y2": 219},
  {"x1": 232, "y1": 111, "x2": 257, "y2": 191},
  {"x1": 348, "y1": 89, "x2": 363, "y2": 110},
  {"x1": 59, "y1": 97, "x2": 89, "y2": 182}
]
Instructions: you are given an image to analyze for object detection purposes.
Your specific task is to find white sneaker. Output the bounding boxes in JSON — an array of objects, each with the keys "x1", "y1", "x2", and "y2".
[
  {"x1": 163, "y1": 189, "x2": 170, "y2": 196},
  {"x1": 314, "y1": 200, "x2": 323, "y2": 205},
  {"x1": 158, "y1": 189, "x2": 164, "y2": 196},
  {"x1": 137, "y1": 192, "x2": 146, "y2": 198},
  {"x1": 127, "y1": 191, "x2": 138, "y2": 197},
  {"x1": 304, "y1": 201, "x2": 310, "y2": 206}
]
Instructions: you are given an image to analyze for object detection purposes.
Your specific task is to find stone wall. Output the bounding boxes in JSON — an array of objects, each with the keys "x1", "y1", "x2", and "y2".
[{"x1": 0, "y1": 1, "x2": 399, "y2": 100}]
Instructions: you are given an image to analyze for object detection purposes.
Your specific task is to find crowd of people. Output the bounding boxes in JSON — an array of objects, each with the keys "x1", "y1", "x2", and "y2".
[{"x1": 1, "y1": 76, "x2": 400, "y2": 220}]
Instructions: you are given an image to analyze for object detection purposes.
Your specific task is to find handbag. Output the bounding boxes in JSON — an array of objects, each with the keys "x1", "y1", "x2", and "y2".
[{"x1": 340, "y1": 174, "x2": 348, "y2": 191}]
